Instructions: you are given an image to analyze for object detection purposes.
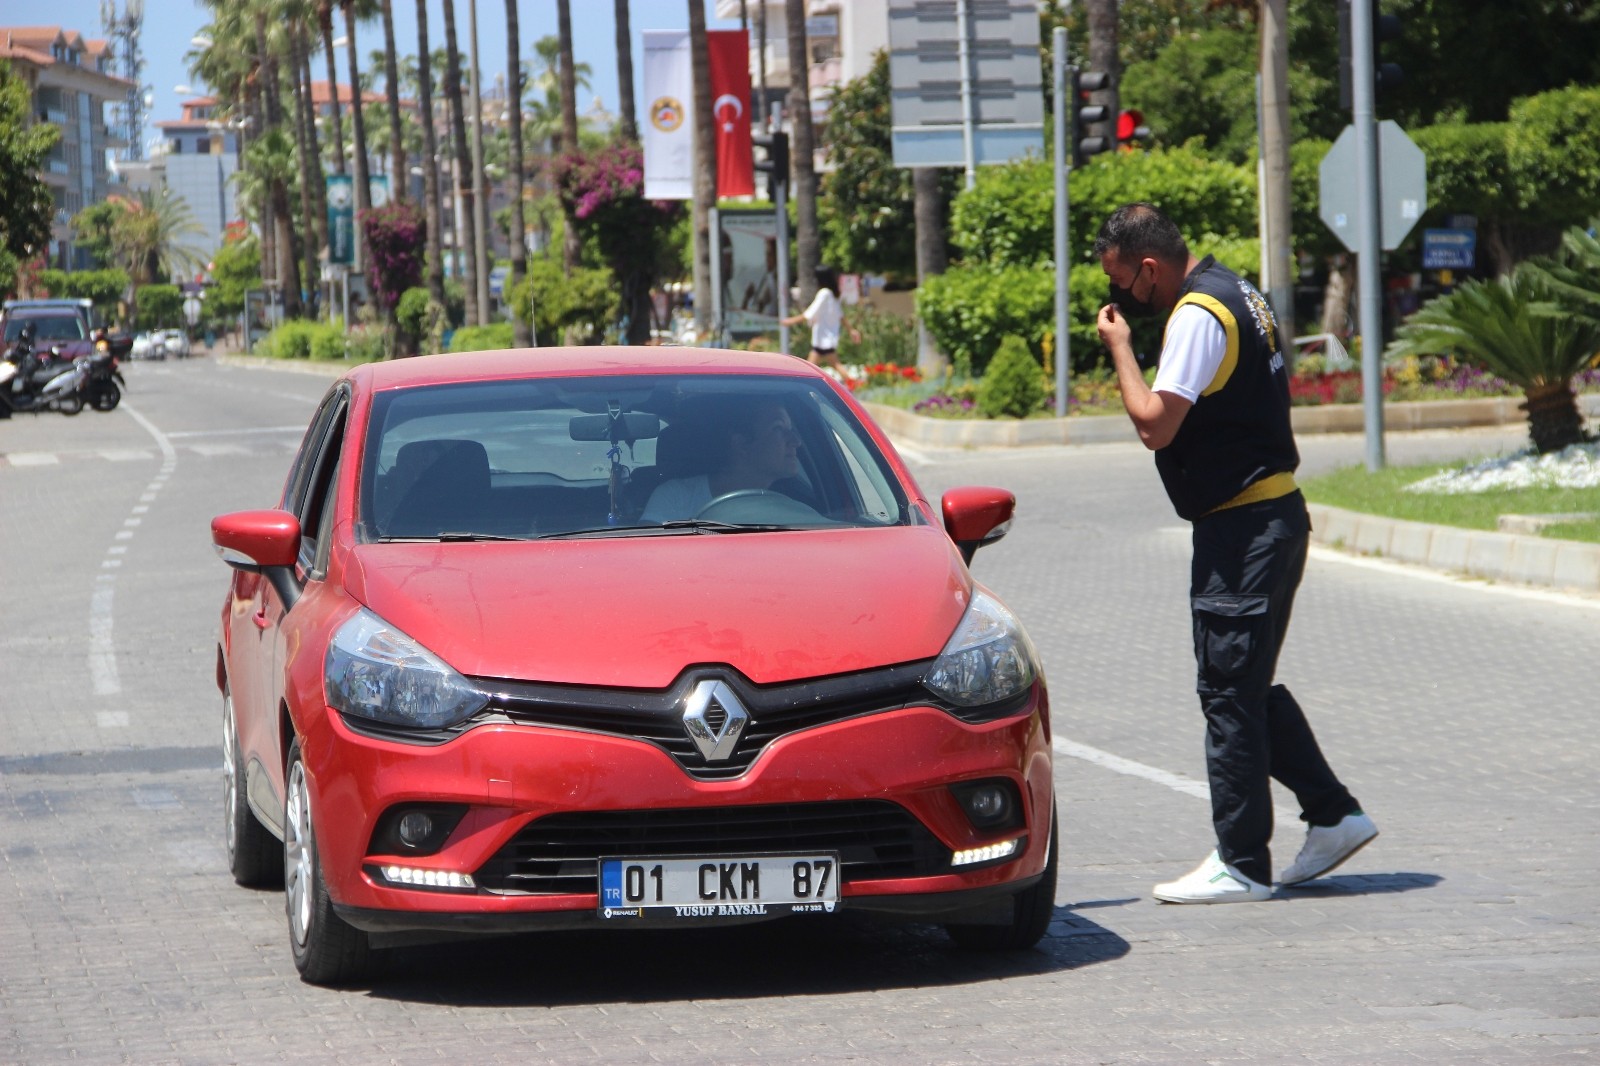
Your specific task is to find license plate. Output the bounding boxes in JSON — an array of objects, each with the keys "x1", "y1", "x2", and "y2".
[{"x1": 598, "y1": 853, "x2": 841, "y2": 919}]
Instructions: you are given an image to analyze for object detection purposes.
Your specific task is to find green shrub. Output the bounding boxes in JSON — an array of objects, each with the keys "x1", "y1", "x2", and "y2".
[
  {"x1": 918, "y1": 265, "x2": 1053, "y2": 376},
  {"x1": 134, "y1": 284, "x2": 183, "y2": 331},
  {"x1": 978, "y1": 335, "x2": 1047, "y2": 419},
  {"x1": 310, "y1": 320, "x2": 347, "y2": 360},
  {"x1": 345, "y1": 325, "x2": 387, "y2": 363},
  {"x1": 395, "y1": 287, "x2": 432, "y2": 340},
  {"x1": 511, "y1": 256, "x2": 620, "y2": 343},
  {"x1": 448, "y1": 322, "x2": 514, "y2": 353},
  {"x1": 839, "y1": 303, "x2": 916, "y2": 366}
]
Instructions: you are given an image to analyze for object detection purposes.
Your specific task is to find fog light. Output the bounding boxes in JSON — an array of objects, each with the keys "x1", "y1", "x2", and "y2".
[
  {"x1": 951, "y1": 837, "x2": 1022, "y2": 867},
  {"x1": 964, "y1": 786, "x2": 1008, "y2": 822},
  {"x1": 397, "y1": 811, "x2": 434, "y2": 847},
  {"x1": 379, "y1": 864, "x2": 476, "y2": 891},
  {"x1": 949, "y1": 779, "x2": 1023, "y2": 830}
]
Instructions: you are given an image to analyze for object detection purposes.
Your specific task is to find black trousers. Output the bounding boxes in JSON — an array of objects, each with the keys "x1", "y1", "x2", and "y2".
[{"x1": 1190, "y1": 491, "x2": 1359, "y2": 885}]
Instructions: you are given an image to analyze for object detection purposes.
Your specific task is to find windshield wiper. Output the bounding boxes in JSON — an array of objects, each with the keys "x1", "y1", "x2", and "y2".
[
  {"x1": 657, "y1": 519, "x2": 800, "y2": 533},
  {"x1": 378, "y1": 532, "x2": 531, "y2": 543}
]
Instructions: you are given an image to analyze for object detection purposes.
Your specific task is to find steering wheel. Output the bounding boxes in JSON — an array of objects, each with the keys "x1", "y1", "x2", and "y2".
[{"x1": 694, "y1": 489, "x2": 829, "y2": 525}]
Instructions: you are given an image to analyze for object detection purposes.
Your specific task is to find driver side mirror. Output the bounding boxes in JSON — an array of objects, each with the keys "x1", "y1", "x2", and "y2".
[
  {"x1": 212, "y1": 509, "x2": 303, "y2": 608},
  {"x1": 941, "y1": 486, "x2": 1016, "y2": 565}
]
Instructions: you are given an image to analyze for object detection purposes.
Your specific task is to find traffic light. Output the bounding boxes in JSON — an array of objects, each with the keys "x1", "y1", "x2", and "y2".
[
  {"x1": 752, "y1": 131, "x2": 789, "y2": 201},
  {"x1": 1069, "y1": 67, "x2": 1113, "y2": 167},
  {"x1": 1117, "y1": 108, "x2": 1152, "y2": 149},
  {"x1": 1337, "y1": 0, "x2": 1403, "y2": 111}
]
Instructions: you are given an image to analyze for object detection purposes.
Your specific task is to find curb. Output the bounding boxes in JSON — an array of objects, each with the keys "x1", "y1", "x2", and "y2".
[{"x1": 1307, "y1": 502, "x2": 1600, "y2": 595}]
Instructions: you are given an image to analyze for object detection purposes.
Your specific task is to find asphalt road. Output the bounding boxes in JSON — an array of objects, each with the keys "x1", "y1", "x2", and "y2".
[{"x1": 2, "y1": 356, "x2": 1595, "y2": 1064}]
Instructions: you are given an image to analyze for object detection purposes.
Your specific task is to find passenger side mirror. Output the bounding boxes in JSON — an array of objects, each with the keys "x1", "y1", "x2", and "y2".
[
  {"x1": 941, "y1": 487, "x2": 1016, "y2": 565},
  {"x1": 212, "y1": 509, "x2": 303, "y2": 608}
]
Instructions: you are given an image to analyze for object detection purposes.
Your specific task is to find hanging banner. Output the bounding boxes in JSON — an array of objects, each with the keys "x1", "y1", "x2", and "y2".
[
  {"x1": 642, "y1": 30, "x2": 693, "y2": 200},
  {"x1": 707, "y1": 29, "x2": 754, "y2": 198},
  {"x1": 326, "y1": 174, "x2": 354, "y2": 265}
]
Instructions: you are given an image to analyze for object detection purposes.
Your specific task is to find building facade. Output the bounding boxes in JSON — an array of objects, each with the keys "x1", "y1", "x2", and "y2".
[
  {"x1": 0, "y1": 26, "x2": 133, "y2": 269},
  {"x1": 149, "y1": 96, "x2": 241, "y2": 264}
]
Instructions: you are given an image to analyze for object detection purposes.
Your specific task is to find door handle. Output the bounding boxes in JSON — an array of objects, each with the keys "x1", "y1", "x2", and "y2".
[{"x1": 253, "y1": 609, "x2": 271, "y2": 630}]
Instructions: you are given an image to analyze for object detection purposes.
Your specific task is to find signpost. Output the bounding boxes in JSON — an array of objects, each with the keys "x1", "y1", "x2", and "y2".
[
  {"x1": 1318, "y1": 120, "x2": 1426, "y2": 254},
  {"x1": 1422, "y1": 228, "x2": 1476, "y2": 270}
]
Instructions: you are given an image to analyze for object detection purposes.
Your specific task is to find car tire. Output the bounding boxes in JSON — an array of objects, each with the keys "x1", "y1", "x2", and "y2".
[
  {"x1": 223, "y1": 689, "x2": 281, "y2": 887},
  {"x1": 285, "y1": 738, "x2": 371, "y2": 984},
  {"x1": 944, "y1": 808, "x2": 1058, "y2": 952}
]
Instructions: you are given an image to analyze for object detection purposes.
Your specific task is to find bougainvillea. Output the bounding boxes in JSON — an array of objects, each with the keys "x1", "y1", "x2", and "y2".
[{"x1": 361, "y1": 201, "x2": 425, "y2": 315}]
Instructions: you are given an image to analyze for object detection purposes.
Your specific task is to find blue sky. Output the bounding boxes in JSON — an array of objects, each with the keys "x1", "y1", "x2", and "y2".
[{"x1": 32, "y1": 1, "x2": 747, "y2": 154}]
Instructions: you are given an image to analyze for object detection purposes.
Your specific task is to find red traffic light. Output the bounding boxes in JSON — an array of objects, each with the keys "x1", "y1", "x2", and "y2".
[{"x1": 1117, "y1": 109, "x2": 1144, "y2": 141}]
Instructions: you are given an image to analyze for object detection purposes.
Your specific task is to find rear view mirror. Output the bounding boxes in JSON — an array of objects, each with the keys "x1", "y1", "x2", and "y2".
[
  {"x1": 569, "y1": 412, "x2": 661, "y2": 441},
  {"x1": 941, "y1": 486, "x2": 1016, "y2": 565}
]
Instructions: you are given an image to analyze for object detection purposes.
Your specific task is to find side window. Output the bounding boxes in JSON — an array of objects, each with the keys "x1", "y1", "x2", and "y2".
[
  {"x1": 296, "y1": 402, "x2": 348, "y2": 578},
  {"x1": 815, "y1": 403, "x2": 904, "y2": 524},
  {"x1": 280, "y1": 387, "x2": 346, "y2": 513}
]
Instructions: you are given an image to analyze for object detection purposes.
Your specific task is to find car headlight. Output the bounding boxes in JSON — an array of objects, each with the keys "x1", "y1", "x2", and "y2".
[
  {"x1": 325, "y1": 608, "x2": 487, "y2": 729},
  {"x1": 923, "y1": 590, "x2": 1039, "y2": 709}
]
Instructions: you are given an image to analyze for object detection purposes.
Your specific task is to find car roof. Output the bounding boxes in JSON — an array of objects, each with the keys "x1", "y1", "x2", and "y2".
[
  {"x1": 4, "y1": 299, "x2": 91, "y2": 309},
  {"x1": 4, "y1": 306, "x2": 80, "y2": 318},
  {"x1": 348, "y1": 345, "x2": 829, "y2": 392}
]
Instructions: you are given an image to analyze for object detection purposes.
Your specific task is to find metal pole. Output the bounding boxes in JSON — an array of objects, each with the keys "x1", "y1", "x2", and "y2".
[
  {"x1": 1352, "y1": 0, "x2": 1385, "y2": 470},
  {"x1": 1255, "y1": 74, "x2": 1271, "y2": 297},
  {"x1": 776, "y1": 178, "x2": 791, "y2": 357},
  {"x1": 1052, "y1": 28, "x2": 1070, "y2": 419},
  {"x1": 468, "y1": 0, "x2": 490, "y2": 322},
  {"x1": 955, "y1": 0, "x2": 976, "y2": 190}
]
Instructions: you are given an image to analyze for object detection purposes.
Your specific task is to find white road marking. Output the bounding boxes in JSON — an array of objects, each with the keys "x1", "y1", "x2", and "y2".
[
  {"x1": 6, "y1": 452, "x2": 59, "y2": 466},
  {"x1": 1053, "y1": 736, "x2": 1298, "y2": 827},
  {"x1": 1308, "y1": 544, "x2": 1600, "y2": 610}
]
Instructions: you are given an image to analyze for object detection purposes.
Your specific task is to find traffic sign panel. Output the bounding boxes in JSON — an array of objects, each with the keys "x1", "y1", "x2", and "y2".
[{"x1": 1319, "y1": 120, "x2": 1427, "y2": 253}]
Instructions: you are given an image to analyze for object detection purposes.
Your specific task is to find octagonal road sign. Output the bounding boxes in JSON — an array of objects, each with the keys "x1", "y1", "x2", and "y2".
[{"x1": 1319, "y1": 120, "x2": 1427, "y2": 253}]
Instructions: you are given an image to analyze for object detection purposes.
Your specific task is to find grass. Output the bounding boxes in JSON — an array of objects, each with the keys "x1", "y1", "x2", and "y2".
[{"x1": 1301, "y1": 461, "x2": 1600, "y2": 545}]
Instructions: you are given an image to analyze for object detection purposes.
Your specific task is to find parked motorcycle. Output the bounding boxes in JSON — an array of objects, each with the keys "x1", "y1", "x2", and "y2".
[
  {"x1": 82, "y1": 328, "x2": 127, "y2": 411},
  {"x1": 0, "y1": 322, "x2": 88, "y2": 416}
]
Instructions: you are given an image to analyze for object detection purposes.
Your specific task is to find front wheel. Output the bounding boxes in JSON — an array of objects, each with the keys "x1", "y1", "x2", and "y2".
[
  {"x1": 285, "y1": 739, "x2": 370, "y2": 984},
  {"x1": 944, "y1": 810, "x2": 1058, "y2": 951},
  {"x1": 88, "y1": 379, "x2": 121, "y2": 411}
]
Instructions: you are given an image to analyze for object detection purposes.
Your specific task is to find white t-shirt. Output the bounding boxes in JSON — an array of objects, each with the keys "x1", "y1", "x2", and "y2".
[
  {"x1": 1151, "y1": 303, "x2": 1228, "y2": 403},
  {"x1": 802, "y1": 288, "x2": 844, "y2": 350},
  {"x1": 641, "y1": 475, "x2": 712, "y2": 523}
]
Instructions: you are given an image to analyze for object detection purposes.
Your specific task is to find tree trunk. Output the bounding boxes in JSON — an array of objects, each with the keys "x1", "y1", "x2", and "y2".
[
  {"x1": 380, "y1": 0, "x2": 407, "y2": 200},
  {"x1": 415, "y1": 0, "x2": 444, "y2": 307},
  {"x1": 689, "y1": 0, "x2": 715, "y2": 337},
  {"x1": 1523, "y1": 381, "x2": 1588, "y2": 454},
  {"x1": 913, "y1": 166, "x2": 949, "y2": 374},
  {"x1": 786, "y1": 0, "x2": 820, "y2": 313},
  {"x1": 441, "y1": 0, "x2": 480, "y2": 327},
  {"x1": 257, "y1": 11, "x2": 303, "y2": 318},
  {"x1": 1259, "y1": 0, "x2": 1295, "y2": 344},
  {"x1": 1084, "y1": 0, "x2": 1119, "y2": 150},
  {"x1": 296, "y1": 23, "x2": 328, "y2": 251},
  {"x1": 343, "y1": 1, "x2": 373, "y2": 223},
  {"x1": 558, "y1": 0, "x2": 582, "y2": 272},
  {"x1": 506, "y1": 0, "x2": 532, "y2": 346},
  {"x1": 614, "y1": 0, "x2": 637, "y2": 142},
  {"x1": 291, "y1": 22, "x2": 324, "y2": 318},
  {"x1": 318, "y1": 2, "x2": 346, "y2": 174}
]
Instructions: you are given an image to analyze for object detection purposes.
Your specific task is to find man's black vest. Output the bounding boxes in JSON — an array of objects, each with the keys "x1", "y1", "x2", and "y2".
[{"x1": 1154, "y1": 256, "x2": 1299, "y2": 521}]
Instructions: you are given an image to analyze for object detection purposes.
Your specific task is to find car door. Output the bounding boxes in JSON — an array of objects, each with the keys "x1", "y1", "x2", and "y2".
[{"x1": 237, "y1": 389, "x2": 349, "y2": 827}]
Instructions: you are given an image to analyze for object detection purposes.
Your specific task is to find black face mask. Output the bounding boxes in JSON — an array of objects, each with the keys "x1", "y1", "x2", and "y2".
[{"x1": 1109, "y1": 264, "x2": 1159, "y2": 318}]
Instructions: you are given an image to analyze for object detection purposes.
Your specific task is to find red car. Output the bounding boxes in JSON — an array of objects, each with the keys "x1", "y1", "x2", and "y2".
[{"x1": 212, "y1": 347, "x2": 1054, "y2": 984}]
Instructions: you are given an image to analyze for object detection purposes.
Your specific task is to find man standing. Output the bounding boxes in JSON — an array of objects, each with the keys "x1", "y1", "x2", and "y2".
[{"x1": 1093, "y1": 202, "x2": 1377, "y2": 904}]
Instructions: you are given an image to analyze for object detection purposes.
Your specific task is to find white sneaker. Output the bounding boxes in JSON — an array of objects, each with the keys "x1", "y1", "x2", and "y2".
[
  {"x1": 1153, "y1": 851, "x2": 1272, "y2": 904},
  {"x1": 1278, "y1": 812, "x2": 1379, "y2": 886}
]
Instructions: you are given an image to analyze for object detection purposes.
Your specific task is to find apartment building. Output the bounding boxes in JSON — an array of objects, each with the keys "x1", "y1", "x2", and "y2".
[
  {"x1": 713, "y1": 0, "x2": 889, "y2": 126},
  {"x1": 0, "y1": 25, "x2": 133, "y2": 269}
]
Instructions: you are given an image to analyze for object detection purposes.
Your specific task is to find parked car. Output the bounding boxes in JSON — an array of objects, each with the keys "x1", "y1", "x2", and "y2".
[
  {"x1": 1, "y1": 299, "x2": 133, "y2": 360},
  {"x1": 157, "y1": 327, "x2": 190, "y2": 359},
  {"x1": 2, "y1": 307, "x2": 92, "y2": 359},
  {"x1": 130, "y1": 331, "x2": 166, "y2": 360},
  {"x1": 210, "y1": 346, "x2": 1055, "y2": 984}
]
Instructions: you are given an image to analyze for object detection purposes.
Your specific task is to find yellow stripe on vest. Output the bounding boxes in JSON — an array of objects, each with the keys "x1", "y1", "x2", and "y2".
[
  {"x1": 1205, "y1": 471, "x2": 1298, "y2": 516},
  {"x1": 1168, "y1": 292, "x2": 1239, "y2": 396}
]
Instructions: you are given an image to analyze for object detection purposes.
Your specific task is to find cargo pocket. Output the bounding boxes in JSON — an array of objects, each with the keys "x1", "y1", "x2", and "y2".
[{"x1": 1192, "y1": 594, "x2": 1270, "y2": 681}]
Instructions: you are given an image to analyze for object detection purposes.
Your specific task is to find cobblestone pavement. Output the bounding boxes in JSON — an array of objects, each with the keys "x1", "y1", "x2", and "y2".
[{"x1": 1, "y1": 358, "x2": 1595, "y2": 1064}]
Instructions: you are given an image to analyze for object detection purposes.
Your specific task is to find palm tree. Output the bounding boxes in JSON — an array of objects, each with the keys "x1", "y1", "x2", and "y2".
[
  {"x1": 342, "y1": 0, "x2": 377, "y2": 272},
  {"x1": 251, "y1": 0, "x2": 304, "y2": 317},
  {"x1": 415, "y1": 0, "x2": 445, "y2": 306},
  {"x1": 111, "y1": 188, "x2": 207, "y2": 297},
  {"x1": 525, "y1": 36, "x2": 591, "y2": 152},
  {"x1": 785, "y1": 0, "x2": 819, "y2": 313},
  {"x1": 557, "y1": 0, "x2": 581, "y2": 271},
  {"x1": 614, "y1": 0, "x2": 637, "y2": 142},
  {"x1": 505, "y1": 0, "x2": 531, "y2": 346},
  {"x1": 440, "y1": 0, "x2": 479, "y2": 326},
  {"x1": 378, "y1": 0, "x2": 406, "y2": 198},
  {"x1": 315, "y1": 0, "x2": 346, "y2": 173},
  {"x1": 688, "y1": 0, "x2": 714, "y2": 337},
  {"x1": 1387, "y1": 262, "x2": 1600, "y2": 453}
]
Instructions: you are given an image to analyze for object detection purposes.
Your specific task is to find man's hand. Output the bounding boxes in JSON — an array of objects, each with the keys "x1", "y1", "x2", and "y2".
[{"x1": 1097, "y1": 303, "x2": 1130, "y2": 351}]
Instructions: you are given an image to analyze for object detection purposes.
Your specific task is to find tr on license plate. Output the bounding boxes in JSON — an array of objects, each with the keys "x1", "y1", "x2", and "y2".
[{"x1": 598, "y1": 854, "x2": 840, "y2": 919}]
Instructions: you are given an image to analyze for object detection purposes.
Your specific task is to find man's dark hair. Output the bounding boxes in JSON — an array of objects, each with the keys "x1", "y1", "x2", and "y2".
[{"x1": 1092, "y1": 202, "x2": 1189, "y2": 266}]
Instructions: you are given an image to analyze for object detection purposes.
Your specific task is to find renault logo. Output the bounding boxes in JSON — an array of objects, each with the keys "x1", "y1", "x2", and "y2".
[{"x1": 681, "y1": 679, "x2": 749, "y2": 762}]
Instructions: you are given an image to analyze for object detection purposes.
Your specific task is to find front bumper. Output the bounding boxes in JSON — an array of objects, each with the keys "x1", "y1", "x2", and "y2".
[{"x1": 301, "y1": 695, "x2": 1053, "y2": 931}]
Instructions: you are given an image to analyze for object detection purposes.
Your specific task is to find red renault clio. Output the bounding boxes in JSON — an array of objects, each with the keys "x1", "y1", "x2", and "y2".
[{"x1": 212, "y1": 347, "x2": 1054, "y2": 984}]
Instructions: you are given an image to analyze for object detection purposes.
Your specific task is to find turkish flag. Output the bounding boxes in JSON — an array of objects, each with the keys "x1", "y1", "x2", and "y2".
[{"x1": 707, "y1": 30, "x2": 754, "y2": 198}]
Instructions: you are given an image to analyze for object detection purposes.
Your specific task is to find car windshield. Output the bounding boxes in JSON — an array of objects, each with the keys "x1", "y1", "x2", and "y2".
[
  {"x1": 358, "y1": 373, "x2": 918, "y2": 541},
  {"x1": 5, "y1": 315, "x2": 84, "y2": 342}
]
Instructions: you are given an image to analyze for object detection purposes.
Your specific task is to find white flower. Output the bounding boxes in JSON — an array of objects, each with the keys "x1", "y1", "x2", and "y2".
[{"x1": 1404, "y1": 442, "x2": 1600, "y2": 494}]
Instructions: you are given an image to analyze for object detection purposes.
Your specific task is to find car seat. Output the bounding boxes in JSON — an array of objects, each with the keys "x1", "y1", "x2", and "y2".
[{"x1": 379, "y1": 438, "x2": 493, "y2": 538}]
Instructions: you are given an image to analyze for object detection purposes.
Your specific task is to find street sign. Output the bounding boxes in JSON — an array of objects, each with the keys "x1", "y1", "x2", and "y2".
[
  {"x1": 182, "y1": 297, "x2": 202, "y2": 326},
  {"x1": 1319, "y1": 120, "x2": 1427, "y2": 253},
  {"x1": 1422, "y1": 228, "x2": 1476, "y2": 270},
  {"x1": 887, "y1": 0, "x2": 1044, "y2": 169}
]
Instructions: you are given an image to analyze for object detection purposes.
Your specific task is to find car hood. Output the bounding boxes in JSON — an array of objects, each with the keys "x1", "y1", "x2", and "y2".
[{"x1": 343, "y1": 526, "x2": 972, "y2": 688}]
